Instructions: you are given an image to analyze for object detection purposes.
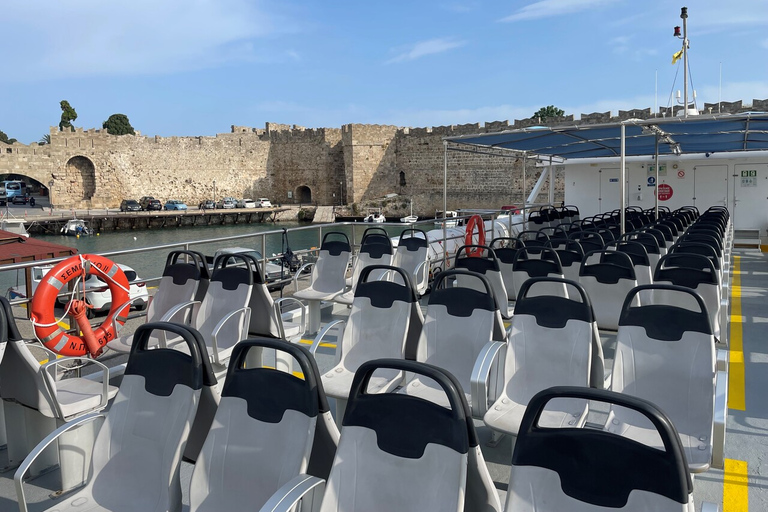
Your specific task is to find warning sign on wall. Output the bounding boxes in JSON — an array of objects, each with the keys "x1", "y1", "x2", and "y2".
[
  {"x1": 677, "y1": 170, "x2": 685, "y2": 179},
  {"x1": 655, "y1": 184, "x2": 673, "y2": 201}
]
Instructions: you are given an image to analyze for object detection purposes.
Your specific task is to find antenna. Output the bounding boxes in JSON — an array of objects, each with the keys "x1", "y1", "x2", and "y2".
[{"x1": 655, "y1": 69, "x2": 658, "y2": 117}]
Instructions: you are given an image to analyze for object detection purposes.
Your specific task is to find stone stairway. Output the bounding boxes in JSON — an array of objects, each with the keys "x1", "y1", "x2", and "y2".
[{"x1": 312, "y1": 206, "x2": 335, "y2": 224}]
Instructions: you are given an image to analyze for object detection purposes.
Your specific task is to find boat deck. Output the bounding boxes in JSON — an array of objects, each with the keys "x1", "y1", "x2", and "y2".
[{"x1": 0, "y1": 248, "x2": 764, "y2": 511}]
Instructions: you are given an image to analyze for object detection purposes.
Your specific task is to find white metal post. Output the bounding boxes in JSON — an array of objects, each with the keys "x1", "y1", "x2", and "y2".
[
  {"x1": 620, "y1": 123, "x2": 626, "y2": 236},
  {"x1": 548, "y1": 155, "x2": 555, "y2": 205},
  {"x1": 443, "y1": 141, "x2": 448, "y2": 269},
  {"x1": 654, "y1": 134, "x2": 660, "y2": 221},
  {"x1": 521, "y1": 153, "x2": 527, "y2": 228}
]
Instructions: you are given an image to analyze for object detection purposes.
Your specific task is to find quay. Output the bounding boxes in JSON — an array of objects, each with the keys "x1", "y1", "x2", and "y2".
[{"x1": 14, "y1": 206, "x2": 289, "y2": 235}]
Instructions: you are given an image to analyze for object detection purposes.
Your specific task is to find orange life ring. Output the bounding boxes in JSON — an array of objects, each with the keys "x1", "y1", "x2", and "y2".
[
  {"x1": 30, "y1": 255, "x2": 131, "y2": 357},
  {"x1": 464, "y1": 215, "x2": 486, "y2": 257}
]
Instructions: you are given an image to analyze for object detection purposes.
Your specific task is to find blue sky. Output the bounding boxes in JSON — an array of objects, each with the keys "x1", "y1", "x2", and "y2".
[{"x1": 2, "y1": 0, "x2": 767, "y2": 144}]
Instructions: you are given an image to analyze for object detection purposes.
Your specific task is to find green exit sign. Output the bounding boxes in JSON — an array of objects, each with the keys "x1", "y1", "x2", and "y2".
[{"x1": 741, "y1": 170, "x2": 757, "y2": 177}]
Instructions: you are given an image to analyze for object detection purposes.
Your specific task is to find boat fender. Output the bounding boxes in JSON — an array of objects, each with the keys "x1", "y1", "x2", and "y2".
[
  {"x1": 464, "y1": 215, "x2": 486, "y2": 257},
  {"x1": 30, "y1": 254, "x2": 131, "y2": 357}
]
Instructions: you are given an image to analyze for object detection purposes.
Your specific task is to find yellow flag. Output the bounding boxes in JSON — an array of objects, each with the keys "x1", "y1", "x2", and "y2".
[{"x1": 672, "y1": 49, "x2": 683, "y2": 65}]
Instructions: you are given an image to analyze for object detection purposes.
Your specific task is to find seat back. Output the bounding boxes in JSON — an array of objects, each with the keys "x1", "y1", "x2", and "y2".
[
  {"x1": 502, "y1": 278, "x2": 597, "y2": 413},
  {"x1": 507, "y1": 386, "x2": 692, "y2": 512},
  {"x1": 545, "y1": 239, "x2": 584, "y2": 283},
  {"x1": 578, "y1": 250, "x2": 638, "y2": 331},
  {"x1": 392, "y1": 229, "x2": 430, "y2": 295},
  {"x1": 320, "y1": 359, "x2": 475, "y2": 512},
  {"x1": 339, "y1": 265, "x2": 418, "y2": 374},
  {"x1": 605, "y1": 241, "x2": 652, "y2": 286},
  {"x1": 569, "y1": 230, "x2": 605, "y2": 254},
  {"x1": 231, "y1": 252, "x2": 282, "y2": 339},
  {"x1": 652, "y1": 254, "x2": 720, "y2": 337},
  {"x1": 609, "y1": 285, "x2": 715, "y2": 471},
  {"x1": 0, "y1": 296, "x2": 58, "y2": 415},
  {"x1": 87, "y1": 322, "x2": 206, "y2": 512},
  {"x1": 625, "y1": 231, "x2": 663, "y2": 269},
  {"x1": 348, "y1": 231, "x2": 394, "y2": 290},
  {"x1": 149, "y1": 250, "x2": 204, "y2": 322},
  {"x1": 512, "y1": 247, "x2": 567, "y2": 299},
  {"x1": 454, "y1": 245, "x2": 510, "y2": 317},
  {"x1": 195, "y1": 253, "x2": 254, "y2": 362},
  {"x1": 490, "y1": 237, "x2": 524, "y2": 300},
  {"x1": 414, "y1": 270, "x2": 503, "y2": 395},
  {"x1": 190, "y1": 338, "x2": 333, "y2": 511},
  {"x1": 309, "y1": 232, "x2": 353, "y2": 294}
]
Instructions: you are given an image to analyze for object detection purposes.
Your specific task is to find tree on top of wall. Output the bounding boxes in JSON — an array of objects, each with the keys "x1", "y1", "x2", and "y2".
[
  {"x1": 102, "y1": 114, "x2": 135, "y2": 135},
  {"x1": 0, "y1": 130, "x2": 17, "y2": 144},
  {"x1": 39, "y1": 134, "x2": 51, "y2": 145},
  {"x1": 59, "y1": 100, "x2": 78, "y2": 132},
  {"x1": 532, "y1": 105, "x2": 565, "y2": 122}
]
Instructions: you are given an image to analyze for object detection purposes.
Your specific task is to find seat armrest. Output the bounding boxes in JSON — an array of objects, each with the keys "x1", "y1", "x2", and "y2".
[
  {"x1": 470, "y1": 341, "x2": 507, "y2": 418},
  {"x1": 712, "y1": 369, "x2": 727, "y2": 470},
  {"x1": 293, "y1": 262, "x2": 316, "y2": 292},
  {"x1": 24, "y1": 340, "x2": 58, "y2": 360},
  {"x1": 14, "y1": 412, "x2": 106, "y2": 512},
  {"x1": 158, "y1": 300, "x2": 200, "y2": 325},
  {"x1": 274, "y1": 297, "x2": 306, "y2": 340},
  {"x1": 309, "y1": 320, "x2": 345, "y2": 358},
  {"x1": 210, "y1": 307, "x2": 251, "y2": 366},
  {"x1": 41, "y1": 357, "x2": 111, "y2": 420},
  {"x1": 413, "y1": 260, "x2": 430, "y2": 292},
  {"x1": 257, "y1": 474, "x2": 325, "y2": 512}
]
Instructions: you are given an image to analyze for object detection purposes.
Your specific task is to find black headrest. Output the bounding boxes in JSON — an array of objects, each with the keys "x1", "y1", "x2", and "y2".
[
  {"x1": 620, "y1": 285, "x2": 712, "y2": 339},
  {"x1": 515, "y1": 278, "x2": 593, "y2": 327},
  {"x1": 515, "y1": 387, "x2": 691, "y2": 507},
  {"x1": 360, "y1": 233, "x2": 393, "y2": 258},
  {"x1": 345, "y1": 359, "x2": 473, "y2": 457},
  {"x1": 356, "y1": 279, "x2": 416, "y2": 307},
  {"x1": 321, "y1": 240, "x2": 351, "y2": 257},
  {"x1": 223, "y1": 338, "x2": 328, "y2": 422},
  {"x1": 399, "y1": 236, "x2": 428, "y2": 251},
  {"x1": 126, "y1": 322, "x2": 209, "y2": 395},
  {"x1": 429, "y1": 286, "x2": 496, "y2": 317},
  {"x1": 514, "y1": 258, "x2": 562, "y2": 277},
  {"x1": 212, "y1": 265, "x2": 253, "y2": 290},
  {"x1": 580, "y1": 251, "x2": 636, "y2": 282},
  {"x1": 163, "y1": 262, "x2": 202, "y2": 286}
]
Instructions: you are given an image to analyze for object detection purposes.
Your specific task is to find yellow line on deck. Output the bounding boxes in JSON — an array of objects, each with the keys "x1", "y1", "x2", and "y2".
[
  {"x1": 297, "y1": 338, "x2": 336, "y2": 349},
  {"x1": 729, "y1": 256, "x2": 746, "y2": 411},
  {"x1": 723, "y1": 459, "x2": 749, "y2": 512}
]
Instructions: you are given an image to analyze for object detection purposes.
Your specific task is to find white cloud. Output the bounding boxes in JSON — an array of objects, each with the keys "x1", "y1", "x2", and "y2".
[
  {"x1": 0, "y1": 0, "x2": 299, "y2": 82},
  {"x1": 386, "y1": 38, "x2": 466, "y2": 64},
  {"x1": 500, "y1": 0, "x2": 618, "y2": 23}
]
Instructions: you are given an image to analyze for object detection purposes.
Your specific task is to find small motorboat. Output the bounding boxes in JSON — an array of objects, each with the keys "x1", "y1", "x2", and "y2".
[
  {"x1": 363, "y1": 209, "x2": 386, "y2": 223},
  {"x1": 61, "y1": 218, "x2": 92, "y2": 236},
  {"x1": 400, "y1": 200, "x2": 418, "y2": 223}
]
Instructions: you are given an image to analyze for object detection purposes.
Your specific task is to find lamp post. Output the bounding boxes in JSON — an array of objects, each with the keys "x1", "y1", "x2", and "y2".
[
  {"x1": 213, "y1": 180, "x2": 217, "y2": 207},
  {"x1": 339, "y1": 182, "x2": 343, "y2": 206},
  {"x1": 48, "y1": 180, "x2": 54, "y2": 213}
]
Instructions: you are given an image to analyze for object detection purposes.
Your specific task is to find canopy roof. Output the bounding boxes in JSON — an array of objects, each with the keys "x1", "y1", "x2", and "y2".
[
  {"x1": 0, "y1": 230, "x2": 77, "y2": 266},
  {"x1": 444, "y1": 112, "x2": 768, "y2": 159}
]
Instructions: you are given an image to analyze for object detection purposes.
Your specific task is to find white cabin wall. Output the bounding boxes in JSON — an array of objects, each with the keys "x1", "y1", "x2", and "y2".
[{"x1": 564, "y1": 154, "x2": 768, "y2": 241}]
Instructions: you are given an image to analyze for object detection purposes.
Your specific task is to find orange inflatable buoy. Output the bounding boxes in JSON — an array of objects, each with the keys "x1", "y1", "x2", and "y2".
[
  {"x1": 30, "y1": 255, "x2": 131, "y2": 357},
  {"x1": 464, "y1": 214, "x2": 486, "y2": 257}
]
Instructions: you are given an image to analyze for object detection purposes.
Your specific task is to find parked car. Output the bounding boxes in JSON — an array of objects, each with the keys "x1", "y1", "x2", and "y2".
[
  {"x1": 11, "y1": 195, "x2": 28, "y2": 205},
  {"x1": 140, "y1": 196, "x2": 162, "y2": 211},
  {"x1": 120, "y1": 199, "x2": 141, "y2": 212},
  {"x1": 199, "y1": 199, "x2": 215, "y2": 210},
  {"x1": 257, "y1": 198, "x2": 273, "y2": 208},
  {"x1": 216, "y1": 197, "x2": 237, "y2": 209},
  {"x1": 237, "y1": 198, "x2": 257, "y2": 208},
  {"x1": 55, "y1": 263, "x2": 149, "y2": 318},
  {"x1": 164, "y1": 200, "x2": 188, "y2": 211},
  {"x1": 209, "y1": 247, "x2": 290, "y2": 291}
]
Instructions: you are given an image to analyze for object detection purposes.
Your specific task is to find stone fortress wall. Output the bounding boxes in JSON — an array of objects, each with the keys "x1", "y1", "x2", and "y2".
[{"x1": 0, "y1": 98, "x2": 765, "y2": 215}]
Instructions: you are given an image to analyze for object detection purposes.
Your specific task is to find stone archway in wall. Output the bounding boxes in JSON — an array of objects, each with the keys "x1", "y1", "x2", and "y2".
[
  {"x1": 65, "y1": 156, "x2": 96, "y2": 201},
  {"x1": 296, "y1": 185, "x2": 312, "y2": 204}
]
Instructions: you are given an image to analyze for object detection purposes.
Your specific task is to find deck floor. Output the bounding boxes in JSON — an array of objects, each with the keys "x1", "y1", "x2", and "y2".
[{"x1": 0, "y1": 248, "x2": 764, "y2": 511}]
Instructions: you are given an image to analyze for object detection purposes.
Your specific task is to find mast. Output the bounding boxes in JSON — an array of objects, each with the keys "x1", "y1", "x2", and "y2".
[{"x1": 681, "y1": 7, "x2": 689, "y2": 117}]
